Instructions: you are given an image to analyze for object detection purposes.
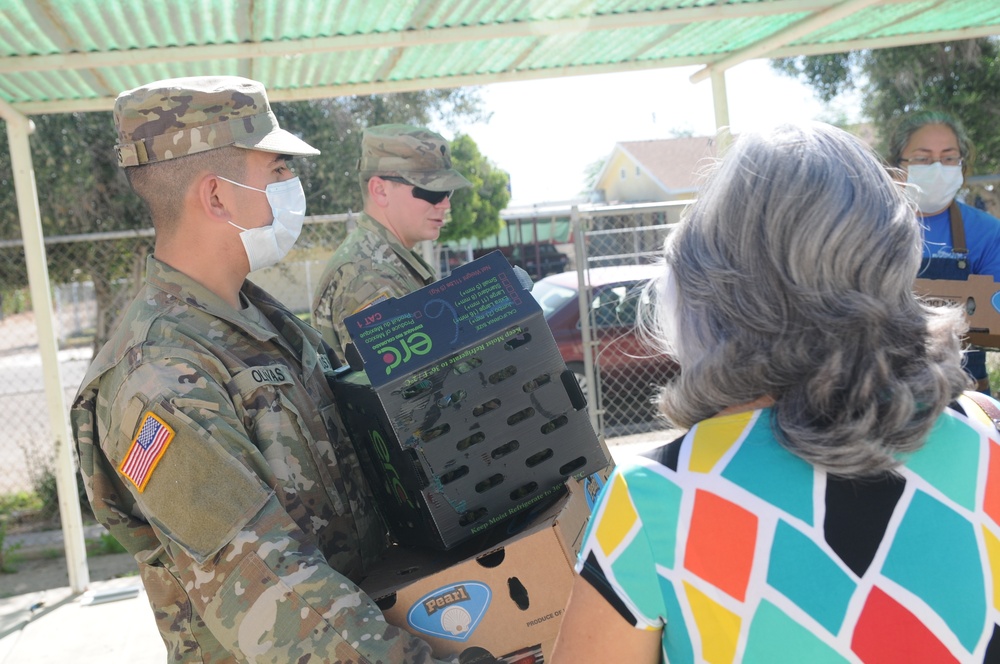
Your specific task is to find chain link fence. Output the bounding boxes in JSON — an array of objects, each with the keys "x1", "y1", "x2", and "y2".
[
  {"x1": 0, "y1": 202, "x2": 686, "y2": 500},
  {"x1": 571, "y1": 202, "x2": 688, "y2": 438},
  {"x1": 0, "y1": 214, "x2": 351, "y2": 498}
]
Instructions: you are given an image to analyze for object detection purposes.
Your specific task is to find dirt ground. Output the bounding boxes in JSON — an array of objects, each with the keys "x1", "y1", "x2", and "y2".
[{"x1": 0, "y1": 552, "x2": 138, "y2": 599}]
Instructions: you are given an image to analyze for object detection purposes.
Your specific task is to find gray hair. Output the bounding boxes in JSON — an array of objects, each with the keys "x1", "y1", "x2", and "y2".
[
  {"x1": 886, "y1": 110, "x2": 975, "y2": 175},
  {"x1": 644, "y1": 122, "x2": 969, "y2": 478}
]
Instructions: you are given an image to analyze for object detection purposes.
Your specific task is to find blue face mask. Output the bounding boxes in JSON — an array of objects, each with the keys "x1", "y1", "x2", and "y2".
[{"x1": 220, "y1": 176, "x2": 306, "y2": 272}]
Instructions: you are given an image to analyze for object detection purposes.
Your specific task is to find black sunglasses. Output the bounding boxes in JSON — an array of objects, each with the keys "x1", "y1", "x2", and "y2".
[{"x1": 379, "y1": 176, "x2": 452, "y2": 205}]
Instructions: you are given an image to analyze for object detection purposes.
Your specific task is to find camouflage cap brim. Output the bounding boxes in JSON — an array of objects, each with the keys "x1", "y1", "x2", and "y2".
[
  {"x1": 114, "y1": 76, "x2": 320, "y2": 168},
  {"x1": 363, "y1": 168, "x2": 472, "y2": 191},
  {"x1": 234, "y1": 121, "x2": 320, "y2": 159},
  {"x1": 116, "y1": 110, "x2": 319, "y2": 167}
]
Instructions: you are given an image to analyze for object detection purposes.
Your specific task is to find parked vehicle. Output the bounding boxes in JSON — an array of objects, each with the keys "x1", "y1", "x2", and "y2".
[
  {"x1": 510, "y1": 244, "x2": 568, "y2": 278},
  {"x1": 472, "y1": 244, "x2": 569, "y2": 279},
  {"x1": 530, "y1": 264, "x2": 678, "y2": 422}
]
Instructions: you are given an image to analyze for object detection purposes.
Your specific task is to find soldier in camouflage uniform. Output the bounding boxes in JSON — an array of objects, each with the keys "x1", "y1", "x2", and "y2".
[
  {"x1": 311, "y1": 125, "x2": 472, "y2": 363},
  {"x1": 71, "y1": 77, "x2": 446, "y2": 663}
]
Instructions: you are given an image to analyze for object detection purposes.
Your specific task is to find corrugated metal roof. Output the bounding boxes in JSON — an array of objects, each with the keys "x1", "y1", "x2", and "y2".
[{"x1": 0, "y1": 0, "x2": 998, "y2": 116}]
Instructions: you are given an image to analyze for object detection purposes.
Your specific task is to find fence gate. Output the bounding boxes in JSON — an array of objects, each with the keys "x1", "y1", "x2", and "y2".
[{"x1": 570, "y1": 202, "x2": 685, "y2": 440}]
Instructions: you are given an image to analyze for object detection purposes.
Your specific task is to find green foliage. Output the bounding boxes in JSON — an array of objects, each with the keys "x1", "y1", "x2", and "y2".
[
  {"x1": 0, "y1": 111, "x2": 154, "y2": 352},
  {"x1": 771, "y1": 38, "x2": 1000, "y2": 174},
  {"x1": 581, "y1": 157, "x2": 606, "y2": 194},
  {"x1": 30, "y1": 458, "x2": 60, "y2": 521},
  {"x1": 0, "y1": 490, "x2": 42, "y2": 515},
  {"x1": 772, "y1": 52, "x2": 858, "y2": 104},
  {"x1": 0, "y1": 520, "x2": 22, "y2": 574},
  {"x1": 87, "y1": 531, "x2": 127, "y2": 556},
  {"x1": 0, "y1": 112, "x2": 147, "y2": 246},
  {"x1": 441, "y1": 134, "x2": 510, "y2": 243},
  {"x1": 18, "y1": 443, "x2": 55, "y2": 519},
  {"x1": 988, "y1": 353, "x2": 1000, "y2": 396},
  {"x1": 18, "y1": 443, "x2": 92, "y2": 522}
]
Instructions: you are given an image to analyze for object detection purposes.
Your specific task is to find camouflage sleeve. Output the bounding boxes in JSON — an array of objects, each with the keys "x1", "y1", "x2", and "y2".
[
  {"x1": 321, "y1": 271, "x2": 407, "y2": 362},
  {"x1": 158, "y1": 497, "x2": 444, "y2": 663},
  {"x1": 105, "y1": 359, "x2": 448, "y2": 663}
]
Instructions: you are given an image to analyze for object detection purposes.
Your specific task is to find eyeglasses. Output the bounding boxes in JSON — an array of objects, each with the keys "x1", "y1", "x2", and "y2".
[
  {"x1": 378, "y1": 176, "x2": 452, "y2": 205},
  {"x1": 899, "y1": 156, "x2": 963, "y2": 167}
]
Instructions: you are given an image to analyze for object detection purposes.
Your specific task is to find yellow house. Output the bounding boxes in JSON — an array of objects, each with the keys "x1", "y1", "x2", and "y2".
[{"x1": 593, "y1": 136, "x2": 719, "y2": 204}]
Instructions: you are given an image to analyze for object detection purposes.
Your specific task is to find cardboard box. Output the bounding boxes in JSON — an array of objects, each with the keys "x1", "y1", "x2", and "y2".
[
  {"x1": 915, "y1": 274, "x2": 1000, "y2": 349},
  {"x1": 361, "y1": 477, "x2": 598, "y2": 663},
  {"x1": 333, "y1": 251, "x2": 607, "y2": 549}
]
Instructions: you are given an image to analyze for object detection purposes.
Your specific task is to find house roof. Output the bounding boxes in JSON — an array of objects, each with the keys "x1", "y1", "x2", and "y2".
[{"x1": 617, "y1": 136, "x2": 720, "y2": 193}]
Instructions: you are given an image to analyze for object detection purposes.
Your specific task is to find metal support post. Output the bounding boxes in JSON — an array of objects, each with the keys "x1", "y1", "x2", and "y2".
[
  {"x1": 571, "y1": 207, "x2": 600, "y2": 435},
  {"x1": 4, "y1": 113, "x2": 90, "y2": 593}
]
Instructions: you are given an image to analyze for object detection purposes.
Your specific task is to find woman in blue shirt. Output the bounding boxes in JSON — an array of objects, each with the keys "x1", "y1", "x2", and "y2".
[{"x1": 887, "y1": 110, "x2": 1000, "y2": 393}]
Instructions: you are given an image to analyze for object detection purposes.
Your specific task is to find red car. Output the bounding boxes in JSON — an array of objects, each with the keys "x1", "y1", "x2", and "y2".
[{"x1": 530, "y1": 264, "x2": 678, "y2": 422}]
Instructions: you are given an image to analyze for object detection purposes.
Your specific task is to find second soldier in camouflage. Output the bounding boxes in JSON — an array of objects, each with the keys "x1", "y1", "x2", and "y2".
[{"x1": 311, "y1": 125, "x2": 472, "y2": 363}]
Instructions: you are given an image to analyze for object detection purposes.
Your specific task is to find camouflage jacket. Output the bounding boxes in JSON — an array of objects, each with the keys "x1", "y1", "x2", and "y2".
[
  {"x1": 72, "y1": 256, "x2": 444, "y2": 664},
  {"x1": 311, "y1": 213, "x2": 434, "y2": 363}
]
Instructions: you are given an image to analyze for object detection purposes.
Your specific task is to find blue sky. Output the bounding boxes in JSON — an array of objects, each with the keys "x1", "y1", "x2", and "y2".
[{"x1": 442, "y1": 59, "x2": 862, "y2": 206}]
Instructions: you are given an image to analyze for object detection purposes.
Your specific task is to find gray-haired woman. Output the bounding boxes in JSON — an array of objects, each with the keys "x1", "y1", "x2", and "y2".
[{"x1": 552, "y1": 122, "x2": 999, "y2": 663}]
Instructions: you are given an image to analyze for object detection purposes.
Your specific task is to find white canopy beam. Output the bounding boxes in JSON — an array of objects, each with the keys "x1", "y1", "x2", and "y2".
[
  {"x1": 1, "y1": 108, "x2": 90, "y2": 594},
  {"x1": 711, "y1": 69, "x2": 732, "y2": 152},
  {"x1": 768, "y1": 23, "x2": 1000, "y2": 58},
  {"x1": 12, "y1": 56, "x2": 713, "y2": 115},
  {"x1": 690, "y1": 0, "x2": 883, "y2": 84}
]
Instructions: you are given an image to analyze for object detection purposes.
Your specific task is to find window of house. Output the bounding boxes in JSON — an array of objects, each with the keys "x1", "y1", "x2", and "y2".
[
  {"x1": 620, "y1": 168, "x2": 626, "y2": 179},
  {"x1": 636, "y1": 166, "x2": 640, "y2": 176}
]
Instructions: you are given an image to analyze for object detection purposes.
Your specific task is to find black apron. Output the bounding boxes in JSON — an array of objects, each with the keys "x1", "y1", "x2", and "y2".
[{"x1": 919, "y1": 202, "x2": 989, "y2": 392}]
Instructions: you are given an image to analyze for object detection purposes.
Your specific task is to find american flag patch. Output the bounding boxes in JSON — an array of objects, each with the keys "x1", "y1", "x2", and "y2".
[
  {"x1": 353, "y1": 290, "x2": 391, "y2": 313},
  {"x1": 120, "y1": 412, "x2": 174, "y2": 492}
]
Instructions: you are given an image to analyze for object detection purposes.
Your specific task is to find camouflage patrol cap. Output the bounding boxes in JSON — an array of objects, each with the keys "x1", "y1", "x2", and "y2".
[
  {"x1": 359, "y1": 124, "x2": 472, "y2": 191},
  {"x1": 113, "y1": 76, "x2": 320, "y2": 167}
]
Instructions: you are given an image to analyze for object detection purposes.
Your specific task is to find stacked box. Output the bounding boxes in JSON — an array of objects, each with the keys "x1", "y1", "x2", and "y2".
[
  {"x1": 332, "y1": 251, "x2": 607, "y2": 549},
  {"x1": 914, "y1": 274, "x2": 1000, "y2": 349},
  {"x1": 360, "y1": 475, "x2": 600, "y2": 662}
]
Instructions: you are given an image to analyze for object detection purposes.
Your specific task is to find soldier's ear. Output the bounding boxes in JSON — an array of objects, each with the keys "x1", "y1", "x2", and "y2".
[
  {"x1": 367, "y1": 176, "x2": 391, "y2": 208},
  {"x1": 198, "y1": 173, "x2": 233, "y2": 221}
]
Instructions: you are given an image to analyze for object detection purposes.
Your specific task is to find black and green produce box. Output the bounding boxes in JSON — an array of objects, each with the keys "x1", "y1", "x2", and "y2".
[{"x1": 331, "y1": 251, "x2": 607, "y2": 550}]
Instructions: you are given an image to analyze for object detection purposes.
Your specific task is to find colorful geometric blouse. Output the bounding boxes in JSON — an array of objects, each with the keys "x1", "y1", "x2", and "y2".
[{"x1": 577, "y1": 397, "x2": 1000, "y2": 663}]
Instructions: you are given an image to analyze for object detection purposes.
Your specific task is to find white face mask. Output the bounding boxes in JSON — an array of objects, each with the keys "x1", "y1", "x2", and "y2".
[
  {"x1": 220, "y1": 176, "x2": 306, "y2": 272},
  {"x1": 905, "y1": 163, "x2": 963, "y2": 214}
]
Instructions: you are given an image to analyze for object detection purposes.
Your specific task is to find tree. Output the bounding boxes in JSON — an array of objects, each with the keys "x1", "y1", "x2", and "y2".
[
  {"x1": 581, "y1": 157, "x2": 605, "y2": 195},
  {"x1": 440, "y1": 134, "x2": 510, "y2": 244},
  {"x1": 0, "y1": 112, "x2": 150, "y2": 352},
  {"x1": 772, "y1": 38, "x2": 1000, "y2": 175}
]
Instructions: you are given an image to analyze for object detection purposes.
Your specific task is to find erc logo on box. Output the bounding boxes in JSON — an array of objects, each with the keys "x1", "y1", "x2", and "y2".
[{"x1": 406, "y1": 581, "x2": 492, "y2": 641}]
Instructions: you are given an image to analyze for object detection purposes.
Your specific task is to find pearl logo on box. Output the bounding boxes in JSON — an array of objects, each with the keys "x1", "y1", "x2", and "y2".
[{"x1": 407, "y1": 581, "x2": 491, "y2": 641}]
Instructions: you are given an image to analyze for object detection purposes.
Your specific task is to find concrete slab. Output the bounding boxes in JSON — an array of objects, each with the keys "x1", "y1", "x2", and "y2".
[{"x1": 0, "y1": 577, "x2": 164, "y2": 663}]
